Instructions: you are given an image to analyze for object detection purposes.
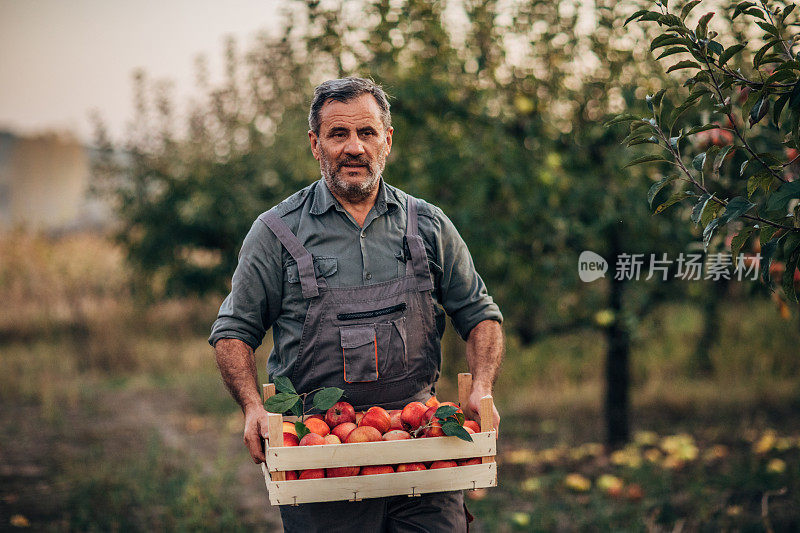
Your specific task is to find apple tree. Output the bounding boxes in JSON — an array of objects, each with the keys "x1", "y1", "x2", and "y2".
[{"x1": 610, "y1": 0, "x2": 800, "y2": 303}]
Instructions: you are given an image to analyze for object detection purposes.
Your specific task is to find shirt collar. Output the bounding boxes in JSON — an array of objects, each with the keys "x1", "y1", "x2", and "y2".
[{"x1": 310, "y1": 177, "x2": 400, "y2": 216}]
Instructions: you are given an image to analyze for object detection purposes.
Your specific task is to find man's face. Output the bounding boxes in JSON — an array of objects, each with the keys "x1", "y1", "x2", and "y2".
[{"x1": 309, "y1": 93, "x2": 393, "y2": 203}]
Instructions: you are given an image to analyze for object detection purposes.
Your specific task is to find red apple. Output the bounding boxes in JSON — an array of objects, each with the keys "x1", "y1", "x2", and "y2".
[
  {"x1": 458, "y1": 458, "x2": 481, "y2": 466},
  {"x1": 325, "y1": 401, "x2": 356, "y2": 428},
  {"x1": 463, "y1": 420, "x2": 480, "y2": 433},
  {"x1": 283, "y1": 433, "x2": 300, "y2": 447},
  {"x1": 331, "y1": 422, "x2": 357, "y2": 442},
  {"x1": 401, "y1": 401, "x2": 429, "y2": 430},
  {"x1": 389, "y1": 410, "x2": 405, "y2": 431},
  {"x1": 299, "y1": 433, "x2": 326, "y2": 446},
  {"x1": 360, "y1": 465, "x2": 395, "y2": 475},
  {"x1": 382, "y1": 430, "x2": 412, "y2": 441},
  {"x1": 425, "y1": 419, "x2": 445, "y2": 437},
  {"x1": 345, "y1": 426, "x2": 383, "y2": 443},
  {"x1": 304, "y1": 417, "x2": 330, "y2": 437},
  {"x1": 358, "y1": 406, "x2": 391, "y2": 434},
  {"x1": 324, "y1": 434, "x2": 341, "y2": 445},
  {"x1": 299, "y1": 468, "x2": 325, "y2": 479},
  {"x1": 284, "y1": 470, "x2": 299, "y2": 480},
  {"x1": 396, "y1": 463, "x2": 427, "y2": 472},
  {"x1": 326, "y1": 466, "x2": 360, "y2": 478},
  {"x1": 430, "y1": 460, "x2": 457, "y2": 469}
]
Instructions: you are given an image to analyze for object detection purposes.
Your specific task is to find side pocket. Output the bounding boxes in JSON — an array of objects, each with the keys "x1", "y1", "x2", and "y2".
[
  {"x1": 340, "y1": 325, "x2": 378, "y2": 383},
  {"x1": 376, "y1": 317, "x2": 407, "y2": 378}
]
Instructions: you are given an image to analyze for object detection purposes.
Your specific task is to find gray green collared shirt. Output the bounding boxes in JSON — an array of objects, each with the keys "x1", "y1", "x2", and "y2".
[{"x1": 209, "y1": 178, "x2": 502, "y2": 378}]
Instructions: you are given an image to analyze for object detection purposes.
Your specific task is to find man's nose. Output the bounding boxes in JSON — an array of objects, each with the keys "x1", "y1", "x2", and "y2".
[{"x1": 344, "y1": 133, "x2": 365, "y2": 155}]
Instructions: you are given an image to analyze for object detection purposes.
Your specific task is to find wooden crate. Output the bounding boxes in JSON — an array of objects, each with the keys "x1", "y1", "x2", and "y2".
[{"x1": 260, "y1": 373, "x2": 498, "y2": 506}]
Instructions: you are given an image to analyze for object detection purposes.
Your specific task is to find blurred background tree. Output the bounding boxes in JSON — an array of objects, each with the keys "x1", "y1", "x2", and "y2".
[{"x1": 91, "y1": 0, "x2": 790, "y2": 446}]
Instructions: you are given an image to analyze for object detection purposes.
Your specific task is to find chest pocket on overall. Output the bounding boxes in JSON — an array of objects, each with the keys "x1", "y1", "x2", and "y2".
[
  {"x1": 338, "y1": 303, "x2": 408, "y2": 383},
  {"x1": 285, "y1": 257, "x2": 338, "y2": 283}
]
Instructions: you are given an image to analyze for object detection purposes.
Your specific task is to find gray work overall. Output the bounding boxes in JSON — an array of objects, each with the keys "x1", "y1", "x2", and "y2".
[{"x1": 261, "y1": 196, "x2": 468, "y2": 532}]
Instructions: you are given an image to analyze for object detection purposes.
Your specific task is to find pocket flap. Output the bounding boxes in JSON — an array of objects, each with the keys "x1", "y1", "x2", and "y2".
[
  {"x1": 340, "y1": 325, "x2": 376, "y2": 349},
  {"x1": 286, "y1": 257, "x2": 338, "y2": 283}
]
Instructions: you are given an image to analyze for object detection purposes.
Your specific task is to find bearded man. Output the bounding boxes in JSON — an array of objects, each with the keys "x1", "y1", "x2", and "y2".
[{"x1": 210, "y1": 77, "x2": 504, "y2": 532}]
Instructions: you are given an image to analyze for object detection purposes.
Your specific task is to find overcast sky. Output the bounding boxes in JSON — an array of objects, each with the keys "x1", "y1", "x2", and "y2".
[{"x1": 0, "y1": 0, "x2": 282, "y2": 142}]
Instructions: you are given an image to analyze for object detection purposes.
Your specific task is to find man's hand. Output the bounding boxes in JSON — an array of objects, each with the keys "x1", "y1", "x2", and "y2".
[
  {"x1": 243, "y1": 403, "x2": 272, "y2": 464},
  {"x1": 465, "y1": 385, "x2": 500, "y2": 436},
  {"x1": 464, "y1": 319, "x2": 504, "y2": 435}
]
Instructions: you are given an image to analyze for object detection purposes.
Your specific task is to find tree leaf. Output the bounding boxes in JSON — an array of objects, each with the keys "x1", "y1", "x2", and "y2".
[
  {"x1": 666, "y1": 60, "x2": 701, "y2": 73},
  {"x1": 624, "y1": 9, "x2": 650, "y2": 26},
  {"x1": 733, "y1": 1, "x2": 757, "y2": 20},
  {"x1": 703, "y1": 218, "x2": 720, "y2": 250},
  {"x1": 701, "y1": 199, "x2": 723, "y2": 228},
  {"x1": 681, "y1": 0, "x2": 702, "y2": 20},
  {"x1": 658, "y1": 46, "x2": 690, "y2": 60},
  {"x1": 623, "y1": 154, "x2": 670, "y2": 168},
  {"x1": 760, "y1": 236, "x2": 784, "y2": 284},
  {"x1": 693, "y1": 152, "x2": 706, "y2": 171},
  {"x1": 604, "y1": 114, "x2": 642, "y2": 127},
  {"x1": 703, "y1": 145, "x2": 720, "y2": 178},
  {"x1": 756, "y1": 21, "x2": 780, "y2": 37},
  {"x1": 731, "y1": 226, "x2": 757, "y2": 267},
  {"x1": 273, "y1": 376, "x2": 297, "y2": 395},
  {"x1": 265, "y1": 392, "x2": 301, "y2": 414},
  {"x1": 441, "y1": 420, "x2": 474, "y2": 442},
  {"x1": 655, "y1": 191, "x2": 693, "y2": 214},
  {"x1": 718, "y1": 196, "x2": 756, "y2": 224},
  {"x1": 718, "y1": 43, "x2": 747, "y2": 67},
  {"x1": 312, "y1": 387, "x2": 344, "y2": 411},
  {"x1": 648, "y1": 175, "x2": 677, "y2": 207},
  {"x1": 435, "y1": 405, "x2": 459, "y2": 420},
  {"x1": 788, "y1": 80, "x2": 800, "y2": 111},
  {"x1": 747, "y1": 172, "x2": 774, "y2": 198},
  {"x1": 651, "y1": 35, "x2": 689, "y2": 52},
  {"x1": 455, "y1": 412, "x2": 466, "y2": 425},
  {"x1": 765, "y1": 180, "x2": 800, "y2": 213},
  {"x1": 696, "y1": 12, "x2": 714, "y2": 39},
  {"x1": 691, "y1": 194, "x2": 712, "y2": 224},
  {"x1": 295, "y1": 421, "x2": 310, "y2": 440},
  {"x1": 774, "y1": 93, "x2": 790, "y2": 127},
  {"x1": 686, "y1": 124, "x2": 720, "y2": 136},
  {"x1": 749, "y1": 96, "x2": 771, "y2": 127},
  {"x1": 782, "y1": 242, "x2": 800, "y2": 302}
]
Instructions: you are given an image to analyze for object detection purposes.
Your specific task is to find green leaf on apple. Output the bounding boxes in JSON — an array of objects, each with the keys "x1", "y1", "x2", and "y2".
[
  {"x1": 441, "y1": 420, "x2": 474, "y2": 442},
  {"x1": 265, "y1": 392, "x2": 301, "y2": 414},
  {"x1": 312, "y1": 387, "x2": 344, "y2": 411},
  {"x1": 295, "y1": 421, "x2": 310, "y2": 440},
  {"x1": 435, "y1": 405, "x2": 459, "y2": 420},
  {"x1": 273, "y1": 376, "x2": 297, "y2": 395}
]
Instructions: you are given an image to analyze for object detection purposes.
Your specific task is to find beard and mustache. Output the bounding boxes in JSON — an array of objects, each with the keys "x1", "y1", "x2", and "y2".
[{"x1": 319, "y1": 144, "x2": 388, "y2": 203}]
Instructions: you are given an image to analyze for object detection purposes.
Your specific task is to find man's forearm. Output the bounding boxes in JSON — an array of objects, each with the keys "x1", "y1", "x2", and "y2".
[
  {"x1": 214, "y1": 338, "x2": 263, "y2": 412},
  {"x1": 465, "y1": 319, "x2": 504, "y2": 393}
]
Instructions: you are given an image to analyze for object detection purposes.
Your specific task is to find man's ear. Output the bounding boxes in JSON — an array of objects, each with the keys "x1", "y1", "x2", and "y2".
[
  {"x1": 309, "y1": 130, "x2": 321, "y2": 161},
  {"x1": 385, "y1": 127, "x2": 393, "y2": 155}
]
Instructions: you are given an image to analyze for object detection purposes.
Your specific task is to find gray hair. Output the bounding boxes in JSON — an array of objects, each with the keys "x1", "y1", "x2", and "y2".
[{"x1": 308, "y1": 77, "x2": 391, "y2": 134}]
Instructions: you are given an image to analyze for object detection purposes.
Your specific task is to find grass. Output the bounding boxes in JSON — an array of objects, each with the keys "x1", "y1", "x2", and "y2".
[{"x1": 1, "y1": 231, "x2": 799, "y2": 531}]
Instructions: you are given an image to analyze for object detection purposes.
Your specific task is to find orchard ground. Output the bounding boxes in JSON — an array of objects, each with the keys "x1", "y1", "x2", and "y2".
[{"x1": 1, "y1": 232, "x2": 798, "y2": 531}]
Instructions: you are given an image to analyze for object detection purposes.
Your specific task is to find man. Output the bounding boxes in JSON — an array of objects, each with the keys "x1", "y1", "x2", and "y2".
[{"x1": 210, "y1": 77, "x2": 503, "y2": 532}]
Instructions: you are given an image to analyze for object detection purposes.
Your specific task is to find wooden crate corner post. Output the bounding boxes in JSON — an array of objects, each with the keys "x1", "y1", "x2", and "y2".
[
  {"x1": 262, "y1": 383, "x2": 285, "y2": 482},
  {"x1": 479, "y1": 395, "x2": 496, "y2": 465}
]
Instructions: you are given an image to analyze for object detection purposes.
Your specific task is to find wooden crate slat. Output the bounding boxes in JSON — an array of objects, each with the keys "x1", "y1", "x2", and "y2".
[
  {"x1": 266, "y1": 432, "x2": 496, "y2": 472},
  {"x1": 266, "y1": 463, "x2": 497, "y2": 506}
]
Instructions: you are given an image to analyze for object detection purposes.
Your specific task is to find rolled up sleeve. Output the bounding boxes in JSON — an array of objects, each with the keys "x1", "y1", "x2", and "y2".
[
  {"x1": 426, "y1": 206, "x2": 502, "y2": 340},
  {"x1": 208, "y1": 218, "x2": 283, "y2": 350}
]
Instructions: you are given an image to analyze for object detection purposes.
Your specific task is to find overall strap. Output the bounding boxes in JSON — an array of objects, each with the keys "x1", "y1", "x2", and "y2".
[
  {"x1": 405, "y1": 195, "x2": 435, "y2": 292},
  {"x1": 259, "y1": 211, "x2": 320, "y2": 299}
]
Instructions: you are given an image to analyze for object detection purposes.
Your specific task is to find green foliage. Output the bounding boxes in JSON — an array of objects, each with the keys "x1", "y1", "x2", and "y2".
[{"x1": 613, "y1": 0, "x2": 800, "y2": 302}]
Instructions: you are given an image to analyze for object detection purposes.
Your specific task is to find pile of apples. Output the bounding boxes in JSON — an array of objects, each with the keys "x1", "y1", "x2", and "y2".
[{"x1": 279, "y1": 398, "x2": 482, "y2": 480}]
